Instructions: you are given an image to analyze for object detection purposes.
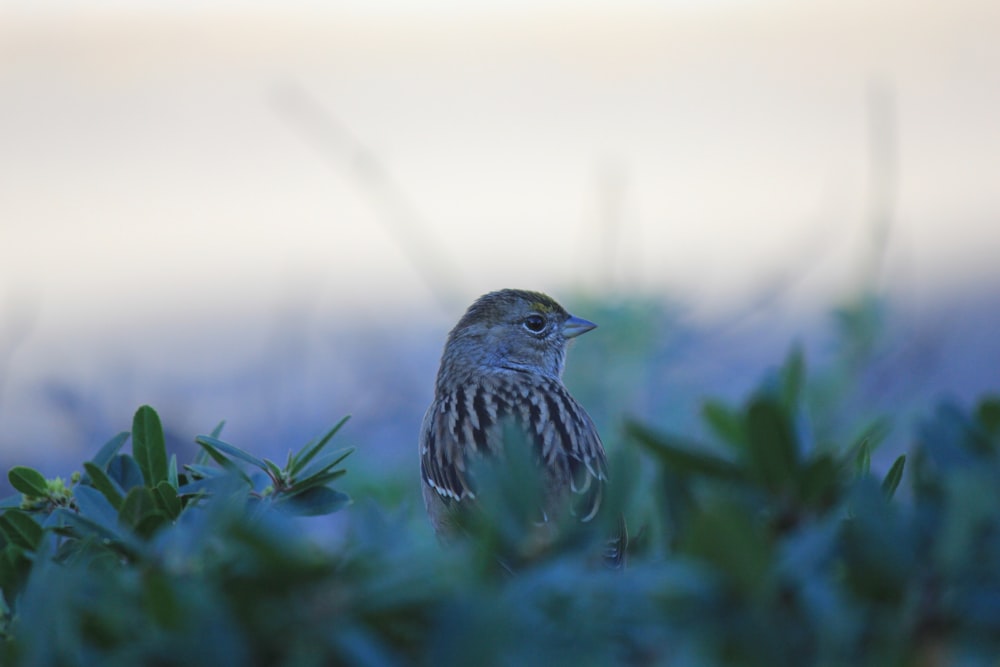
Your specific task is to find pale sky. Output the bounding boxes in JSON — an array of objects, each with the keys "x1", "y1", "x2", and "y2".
[{"x1": 1, "y1": 0, "x2": 998, "y2": 338}]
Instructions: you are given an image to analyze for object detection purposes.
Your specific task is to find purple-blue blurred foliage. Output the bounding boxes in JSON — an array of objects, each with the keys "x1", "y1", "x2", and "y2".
[{"x1": 2, "y1": 288, "x2": 999, "y2": 501}]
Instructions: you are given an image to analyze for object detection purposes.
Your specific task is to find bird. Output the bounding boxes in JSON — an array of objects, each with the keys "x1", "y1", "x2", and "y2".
[{"x1": 419, "y1": 289, "x2": 609, "y2": 540}]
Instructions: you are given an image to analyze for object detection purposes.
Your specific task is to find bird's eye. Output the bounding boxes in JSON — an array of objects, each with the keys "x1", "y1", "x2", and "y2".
[{"x1": 523, "y1": 314, "x2": 546, "y2": 333}]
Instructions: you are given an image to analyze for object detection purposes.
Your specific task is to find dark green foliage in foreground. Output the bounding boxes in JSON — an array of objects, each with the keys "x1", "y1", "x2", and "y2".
[{"x1": 2, "y1": 361, "x2": 1000, "y2": 666}]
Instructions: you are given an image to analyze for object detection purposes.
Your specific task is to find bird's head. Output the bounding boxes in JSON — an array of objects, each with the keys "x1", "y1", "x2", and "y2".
[{"x1": 439, "y1": 289, "x2": 596, "y2": 383}]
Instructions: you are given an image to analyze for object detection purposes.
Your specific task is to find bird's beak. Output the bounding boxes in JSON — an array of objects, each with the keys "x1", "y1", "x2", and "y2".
[{"x1": 563, "y1": 315, "x2": 597, "y2": 339}]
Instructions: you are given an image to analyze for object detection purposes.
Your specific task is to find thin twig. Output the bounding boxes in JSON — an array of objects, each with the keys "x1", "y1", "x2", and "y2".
[{"x1": 270, "y1": 80, "x2": 463, "y2": 311}]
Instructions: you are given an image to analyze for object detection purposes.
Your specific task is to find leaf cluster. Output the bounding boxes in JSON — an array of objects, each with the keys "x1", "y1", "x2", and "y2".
[
  {"x1": 0, "y1": 405, "x2": 353, "y2": 665},
  {"x1": 2, "y1": 357, "x2": 1000, "y2": 666}
]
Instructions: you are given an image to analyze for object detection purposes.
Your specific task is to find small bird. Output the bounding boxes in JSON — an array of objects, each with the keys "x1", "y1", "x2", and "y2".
[{"x1": 419, "y1": 289, "x2": 608, "y2": 538}]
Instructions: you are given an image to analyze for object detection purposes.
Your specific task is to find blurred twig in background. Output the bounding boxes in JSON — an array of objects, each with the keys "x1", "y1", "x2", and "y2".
[
  {"x1": 270, "y1": 81, "x2": 463, "y2": 311},
  {"x1": 861, "y1": 79, "x2": 897, "y2": 293},
  {"x1": 689, "y1": 81, "x2": 900, "y2": 342},
  {"x1": 591, "y1": 158, "x2": 631, "y2": 291}
]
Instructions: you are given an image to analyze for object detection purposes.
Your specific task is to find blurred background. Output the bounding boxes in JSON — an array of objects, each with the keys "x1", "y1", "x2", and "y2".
[{"x1": 1, "y1": 1, "x2": 998, "y2": 503}]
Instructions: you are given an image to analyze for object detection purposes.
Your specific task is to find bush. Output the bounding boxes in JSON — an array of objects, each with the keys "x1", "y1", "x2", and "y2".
[{"x1": 2, "y1": 356, "x2": 999, "y2": 666}]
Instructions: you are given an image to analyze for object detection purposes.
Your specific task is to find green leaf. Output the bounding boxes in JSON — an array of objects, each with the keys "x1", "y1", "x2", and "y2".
[
  {"x1": 195, "y1": 435, "x2": 268, "y2": 472},
  {"x1": 626, "y1": 421, "x2": 743, "y2": 481},
  {"x1": 746, "y1": 397, "x2": 799, "y2": 492},
  {"x1": 91, "y1": 431, "x2": 130, "y2": 468},
  {"x1": 702, "y1": 400, "x2": 746, "y2": 449},
  {"x1": 153, "y1": 481, "x2": 182, "y2": 519},
  {"x1": 881, "y1": 455, "x2": 906, "y2": 500},
  {"x1": 132, "y1": 405, "x2": 168, "y2": 488},
  {"x1": 168, "y1": 454, "x2": 179, "y2": 489},
  {"x1": 194, "y1": 441, "x2": 253, "y2": 487},
  {"x1": 275, "y1": 486, "x2": 351, "y2": 516},
  {"x1": 289, "y1": 416, "x2": 351, "y2": 476},
  {"x1": 210, "y1": 419, "x2": 227, "y2": 438},
  {"x1": 183, "y1": 464, "x2": 226, "y2": 480},
  {"x1": 0, "y1": 510, "x2": 43, "y2": 550},
  {"x1": 295, "y1": 448, "x2": 354, "y2": 483},
  {"x1": 263, "y1": 458, "x2": 283, "y2": 477},
  {"x1": 779, "y1": 345, "x2": 806, "y2": 410},
  {"x1": 52, "y1": 509, "x2": 128, "y2": 547},
  {"x1": 82, "y1": 462, "x2": 124, "y2": 511},
  {"x1": 73, "y1": 485, "x2": 122, "y2": 534},
  {"x1": 977, "y1": 397, "x2": 1000, "y2": 438},
  {"x1": 143, "y1": 570, "x2": 182, "y2": 629},
  {"x1": 0, "y1": 543, "x2": 32, "y2": 594},
  {"x1": 7, "y1": 467, "x2": 48, "y2": 497},
  {"x1": 855, "y1": 439, "x2": 872, "y2": 476},
  {"x1": 844, "y1": 418, "x2": 892, "y2": 470},
  {"x1": 797, "y1": 454, "x2": 841, "y2": 509},
  {"x1": 680, "y1": 501, "x2": 772, "y2": 595},
  {"x1": 108, "y1": 454, "x2": 145, "y2": 491},
  {"x1": 287, "y1": 469, "x2": 347, "y2": 496},
  {"x1": 119, "y1": 487, "x2": 165, "y2": 536}
]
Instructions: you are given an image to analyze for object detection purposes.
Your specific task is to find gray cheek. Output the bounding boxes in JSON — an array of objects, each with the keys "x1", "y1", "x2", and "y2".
[{"x1": 485, "y1": 348, "x2": 508, "y2": 367}]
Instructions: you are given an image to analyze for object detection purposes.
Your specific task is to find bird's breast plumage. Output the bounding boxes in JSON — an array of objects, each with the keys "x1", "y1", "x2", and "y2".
[{"x1": 420, "y1": 371, "x2": 607, "y2": 521}]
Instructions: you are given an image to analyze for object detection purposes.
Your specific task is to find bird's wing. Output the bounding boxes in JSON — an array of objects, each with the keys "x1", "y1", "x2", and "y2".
[
  {"x1": 419, "y1": 398, "x2": 476, "y2": 503},
  {"x1": 561, "y1": 393, "x2": 609, "y2": 522}
]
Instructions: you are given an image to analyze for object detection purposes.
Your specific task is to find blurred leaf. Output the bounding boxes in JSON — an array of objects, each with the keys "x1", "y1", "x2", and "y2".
[
  {"x1": 844, "y1": 418, "x2": 892, "y2": 469},
  {"x1": 289, "y1": 416, "x2": 351, "y2": 476},
  {"x1": 168, "y1": 454, "x2": 179, "y2": 489},
  {"x1": 153, "y1": 482, "x2": 182, "y2": 520},
  {"x1": 294, "y1": 449, "x2": 354, "y2": 486},
  {"x1": 855, "y1": 440, "x2": 872, "y2": 476},
  {"x1": 263, "y1": 458, "x2": 284, "y2": 483},
  {"x1": 0, "y1": 510, "x2": 43, "y2": 550},
  {"x1": 195, "y1": 435, "x2": 268, "y2": 472},
  {"x1": 701, "y1": 400, "x2": 745, "y2": 449},
  {"x1": 680, "y1": 501, "x2": 773, "y2": 596},
  {"x1": 82, "y1": 462, "x2": 124, "y2": 511},
  {"x1": 90, "y1": 432, "x2": 130, "y2": 469},
  {"x1": 834, "y1": 294, "x2": 886, "y2": 363},
  {"x1": 210, "y1": 419, "x2": 226, "y2": 438},
  {"x1": 746, "y1": 398, "x2": 799, "y2": 492},
  {"x1": 143, "y1": 569, "x2": 182, "y2": 629},
  {"x1": 73, "y1": 485, "x2": 122, "y2": 534},
  {"x1": 119, "y1": 487, "x2": 165, "y2": 537},
  {"x1": 174, "y1": 474, "x2": 239, "y2": 499},
  {"x1": 779, "y1": 345, "x2": 806, "y2": 410},
  {"x1": 288, "y1": 469, "x2": 347, "y2": 496},
  {"x1": 7, "y1": 467, "x2": 48, "y2": 497},
  {"x1": 936, "y1": 469, "x2": 997, "y2": 572},
  {"x1": 915, "y1": 403, "x2": 976, "y2": 485},
  {"x1": 107, "y1": 454, "x2": 145, "y2": 492},
  {"x1": 627, "y1": 421, "x2": 742, "y2": 481},
  {"x1": 0, "y1": 544, "x2": 31, "y2": 598},
  {"x1": 976, "y1": 397, "x2": 1000, "y2": 440},
  {"x1": 183, "y1": 464, "x2": 226, "y2": 480},
  {"x1": 195, "y1": 440, "x2": 253, "y2": 487},
  {"x1": 51, "y1": 508, "x2": 126, "y2": 547},
  {"x1": 132, "y1": 405, "x2": 168, "y2": 488},
  {"x1": 841, "y1": 481, "x2": 913, "y2": 602},
  {"x1": 797, "y1": 454, "x2": 842, "y2": 509},
  {"x1": 275, "y1": 486, "x2": 351, "y2": 516},
  {"x1": 881, "y1": 455, "x2": 906, "y2": 500}
]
